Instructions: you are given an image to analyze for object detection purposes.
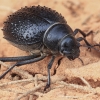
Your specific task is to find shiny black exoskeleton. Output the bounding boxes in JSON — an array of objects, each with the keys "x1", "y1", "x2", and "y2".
[{"x1": 0, "y1": 5, "x2": 99, "y2": 91}]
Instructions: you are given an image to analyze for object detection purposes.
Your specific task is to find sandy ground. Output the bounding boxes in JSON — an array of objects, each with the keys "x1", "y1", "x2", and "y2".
[{"x1": 0, "y1": 0, "x2": 100, "y2": 100}]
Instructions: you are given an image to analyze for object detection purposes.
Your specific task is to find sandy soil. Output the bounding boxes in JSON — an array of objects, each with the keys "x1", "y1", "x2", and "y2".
[{"x1": 0, "y1": 0, "x2": 100, "y2": 100}]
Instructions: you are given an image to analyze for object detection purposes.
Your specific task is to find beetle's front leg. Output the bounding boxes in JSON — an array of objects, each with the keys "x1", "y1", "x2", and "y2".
[
  {"x1": 74, "y1": 29, "x2": 100, "y2": 50},
  {"x1": 74, "y1": 28, "x2": 93, "y2": 37},
  {"x1": 44, "y1": 55, "x2": 55, "y2": 91},
  {"x1": 77, "y1": 37, "x2": 100, "y2": 51}
]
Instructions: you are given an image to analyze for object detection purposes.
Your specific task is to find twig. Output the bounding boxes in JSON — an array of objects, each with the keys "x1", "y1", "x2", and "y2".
[
  {"x1": 0, "y1": 76, "x2": 47, "y2": 87},
  {"x1": 79, "y1": 77, "x2": 91, "y2": 87},
  {"x1": 29, "y1": 95, "x2": 33, "y2": 100},
  {"x1": 1, "y1": 88, "x2": 23, "y2": 94},
  {"x1": 10, "y1": 74, "x2": 100, "y2": 100},
  {"x1": 16, "y1": 75, "x2": 66, "y2": 100},
  {"x1": 82, "y1": 15, "x2": 93, "y2": 25},
  {"x1": 58, "y1": 81, "x2": 96, "y2": 93},
  {"x1": 34, "y1": 92, "x2": 44, "y2": 97},
  {"x1": 34, "y1": 74, "x2": 38, "y2": 87},
  {"x1": 0, "y1": 78, "x2": 34, "y2": 87},
  {"x1": 62, "y1": 93, "x2": 94, "y2": 99},
  {"x1": 16, "y1": 83, "x2": 46, "y2": 100},
  {"x1": 0, "y1": 73, "x2": 99, "y2": 100}
]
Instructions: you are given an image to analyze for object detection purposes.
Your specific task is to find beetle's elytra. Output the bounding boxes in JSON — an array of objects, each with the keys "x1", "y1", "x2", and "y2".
[
  {"x1": 0, "y1": 5, "x2": 99, "y2": 91},
  {"x1": 3, "y1": 6, "x2": 67, "y2": 53}
]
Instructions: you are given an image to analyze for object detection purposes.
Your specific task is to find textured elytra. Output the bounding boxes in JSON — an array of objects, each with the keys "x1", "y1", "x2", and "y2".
[{"x1": 3, "y1": 6, "x2": 67, "y2": 47}]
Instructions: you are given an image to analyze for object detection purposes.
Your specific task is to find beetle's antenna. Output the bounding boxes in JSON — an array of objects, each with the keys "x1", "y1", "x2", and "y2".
[{"x1": 78, "y1": 57, "x2": 84, "y2": 65}]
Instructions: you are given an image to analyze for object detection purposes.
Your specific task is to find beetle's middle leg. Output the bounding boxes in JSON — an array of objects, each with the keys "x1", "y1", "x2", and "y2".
[{"x1": 44, "y1": 55, "x2": 55, "y2": 91}]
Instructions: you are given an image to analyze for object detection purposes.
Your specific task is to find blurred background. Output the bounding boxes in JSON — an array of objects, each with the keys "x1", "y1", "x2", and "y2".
[{"x1": 0, "y1": 0, "x2": 100, "y2": 29}]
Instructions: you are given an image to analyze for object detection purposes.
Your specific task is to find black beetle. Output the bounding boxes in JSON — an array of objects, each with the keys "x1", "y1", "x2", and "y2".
[{"x1": 0, "y1": 5, "x2": 99, "y2": 90}]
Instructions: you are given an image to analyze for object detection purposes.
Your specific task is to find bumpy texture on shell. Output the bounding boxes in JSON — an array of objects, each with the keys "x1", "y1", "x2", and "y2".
[{"x1": 3, "y1": 6, "x2": 67, "y2": 47}]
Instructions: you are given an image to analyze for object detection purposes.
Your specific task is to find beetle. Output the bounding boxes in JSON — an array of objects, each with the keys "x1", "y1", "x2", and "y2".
[{"x1": 0, "y1": 5, "x2": 99, "y2": 91}]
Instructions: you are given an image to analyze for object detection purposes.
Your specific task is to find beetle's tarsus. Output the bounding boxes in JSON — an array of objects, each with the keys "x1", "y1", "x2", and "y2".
[{"x1": 44, "y1": 83, "x2": 50, "y2": 91}]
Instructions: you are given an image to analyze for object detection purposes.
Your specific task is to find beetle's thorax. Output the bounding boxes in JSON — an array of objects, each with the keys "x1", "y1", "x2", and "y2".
[{"x1": 43, "y1": 22, "x2": 74, "y2": 54}]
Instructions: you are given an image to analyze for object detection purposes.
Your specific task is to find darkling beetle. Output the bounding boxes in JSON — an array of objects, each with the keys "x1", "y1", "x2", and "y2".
[{"x1": 0, "y1": 5, "x2": 99, "y2": 91}]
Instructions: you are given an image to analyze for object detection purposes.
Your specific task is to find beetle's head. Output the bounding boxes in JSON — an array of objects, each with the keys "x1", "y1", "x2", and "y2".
[{"x1": 58, "y1": 35, "x2": 80, "y2": 60}]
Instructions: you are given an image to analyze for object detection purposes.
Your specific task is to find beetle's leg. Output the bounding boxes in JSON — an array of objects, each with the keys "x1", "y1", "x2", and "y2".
[
  {"x1": 0, "y1": 54, "x2": 40, "y2": 62},
  {"x1": 74, "y1": 29, "x2": 100, "y2": 50},
  {"x1": 77, "y1": 37, "x2": 91, "y2": 46},
  {"x1": 44, "y1": 55, "x2": 55, "y2": 91},
  {"x1": 77, "y1": 37, "x2": 100, "y2": 51},
  {"x1": 0, "y1": 54, "x2": 47, "y2": 79},
  {"x1": 74, "y1": 28, "x2": 93, "y2": 37}
]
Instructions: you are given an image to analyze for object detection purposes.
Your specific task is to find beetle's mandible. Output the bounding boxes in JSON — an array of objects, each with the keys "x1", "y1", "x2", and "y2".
[{"x1": 0, "y1": 5, "x2": 99, "y2": 91}]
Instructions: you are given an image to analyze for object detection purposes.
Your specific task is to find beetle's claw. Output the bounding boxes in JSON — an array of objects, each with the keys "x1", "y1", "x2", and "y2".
[
  {"x1": 87, "y1": 46, "x2": 92, "y2": 51},
  {"x1": 44, "y1": 83, "x2": 50, "y2": 91}
]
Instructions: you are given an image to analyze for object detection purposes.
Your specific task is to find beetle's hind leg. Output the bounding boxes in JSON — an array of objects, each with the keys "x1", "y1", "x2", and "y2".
[
  {"x1": 0, "y1": 54, "x2": 46, "y2": 79},
  {"x1": 0, "y1": 54, "x2": 40, "y2": 62},
  {"x1": 44, "y1": 55, "x2": 55, "y2": 91}
]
